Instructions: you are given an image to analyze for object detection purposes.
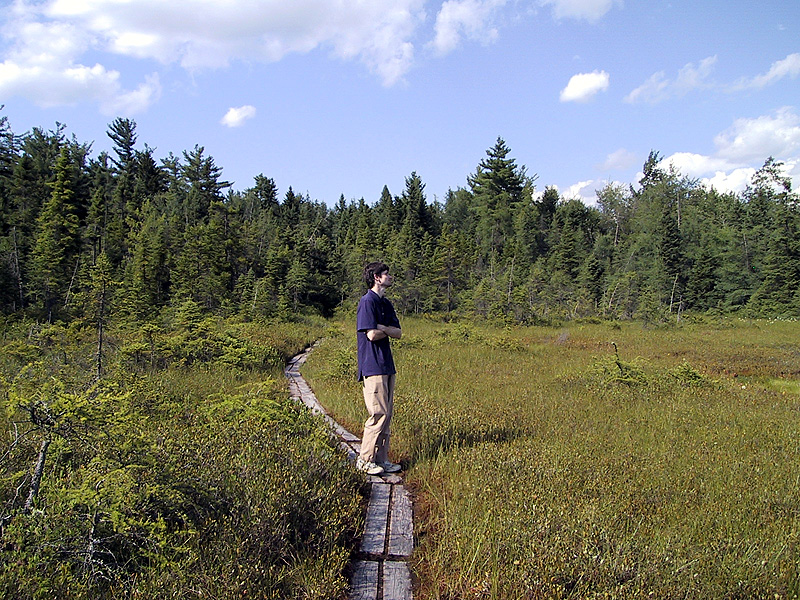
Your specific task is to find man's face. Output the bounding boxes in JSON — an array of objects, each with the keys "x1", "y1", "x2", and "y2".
[{"x1": 375, "y1": 270, "x2": 393, "y2": 288}]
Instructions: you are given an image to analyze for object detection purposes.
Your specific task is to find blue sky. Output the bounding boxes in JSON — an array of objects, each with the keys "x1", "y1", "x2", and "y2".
[{"x1": 1, "y1": 0, "x2": 798, "y2": 206}]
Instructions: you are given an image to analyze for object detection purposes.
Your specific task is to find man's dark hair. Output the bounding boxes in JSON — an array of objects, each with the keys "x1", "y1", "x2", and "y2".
[{"x1": 363, "y1": 261, "x2": 390, "y2": 289}]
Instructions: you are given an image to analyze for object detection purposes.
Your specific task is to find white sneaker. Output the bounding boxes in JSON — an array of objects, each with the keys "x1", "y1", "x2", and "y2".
[
  {"x1": 356, "y1": 458, "x2": 384, "y2": 475},
  {"x1": 379, "y1": 461, "x2": 402, "y2": 473}
]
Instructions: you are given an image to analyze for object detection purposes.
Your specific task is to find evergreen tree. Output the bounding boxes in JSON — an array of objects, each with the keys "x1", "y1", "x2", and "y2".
[
  {"x1": 106, "y1": 118, "x2": 140, "y2": 261},
  {"x1": 685, "y1": 232, "x2": 722, "y2": 311},
  {"x1": 534, "y1": 186, "x2": 559, "y2": 256},
  {"x1": 443, "y1": 187, "x2": 475, "y2": 234},
  {"x1": 30, "y1": 147, "x2": 82, "y2": 319},
  {"x1": 182, "y1": 145, "x2": 231, "y2": 228},
  {"x1": 468, "y1": 138, "x2": 533, "y2": 269},
  {"x1": 125, "y1": 204, "x2": 171, "y2": 318},
  {"x1": 107, "y1": 118, "x2": 138, "y2": 174},
  {"x1": 374, "y1": 185, "x2": 401, "y2": 230},
  {"x1": 748, "y1": 203, "x2": 800, "y2": 314}
]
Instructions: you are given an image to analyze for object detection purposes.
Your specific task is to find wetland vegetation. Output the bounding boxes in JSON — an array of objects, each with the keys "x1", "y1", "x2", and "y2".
[{"x1": 304, "y1": 316, "x2": 800, "y2": 599}]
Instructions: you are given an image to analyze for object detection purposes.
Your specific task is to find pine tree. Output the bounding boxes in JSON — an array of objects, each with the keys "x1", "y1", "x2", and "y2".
[
  {"x1": 748, "y1": 204, "x2": 800, "y2": 314},
  {"x1": 125, "y1": 204, "x2": 170, "y2": 318},
  {"x1": 182, "y1": 145, "x2": 231, "y2": 228},
  {"x1": 534, "y1": 186, "x2": 559, "y2": 256},
  {"x1": 468, "y1": 138, "x2": 533, "y2": 269},
  {"x1": 685, "y1": 232, "x2": 721, "y2": 311},
  {"x1": 30, "y1": 147, "x2": 82, "y2": 320}
]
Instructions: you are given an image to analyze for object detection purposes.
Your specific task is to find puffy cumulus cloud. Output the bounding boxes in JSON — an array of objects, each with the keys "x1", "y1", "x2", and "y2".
[
  {"x1": 42, "y1": 0, "x2": 426, "y2": 86},
  {"x1": 0, "y1": 0, "x2": 426, "y2": 111},
  {"x1": 599, "y1": 148, "x2": 637, "y2": 171},
  {"x1": 0, "y1": 13, "x2": 160, "y2": 114},
  {"x1": 559, "y1": 70, "x2": 609, "y2": 102},
  {"x1": 221, "y1": 105, "x2": 257, "y2": 128},
  {"x1": 430, "y1": 0, "x2": 506, "y2": 55},
  {"x1": 659, "y1": 152, "x2": 733, "y2": 178},
  {"x1": 704, "y1": 168, "x2": 757, "y2": 194},
  {"x1": 731, "y1": 53, "x2": 800, "y2": 91},
  {"x1": 539, "y1": 0, "x2": 620, "y2": 22},
  {"x1": 2, "y1": 0, "x2": 625, "y2": 107},
  {"x1": 102, "y1": 73, "x2": 162, "y2": 115},
  {"x1": 558, "y1": 179, "x2": 603, "y2": 205},
  {"x1": 656, "y1": 108, "x2": 800, "y2": 194},
  {"x1": 713, "y1": 106, "x2": 800, "y2": 163},
  {"x1": 625, "y1": 56, "x2": 716, "y2": 104}
]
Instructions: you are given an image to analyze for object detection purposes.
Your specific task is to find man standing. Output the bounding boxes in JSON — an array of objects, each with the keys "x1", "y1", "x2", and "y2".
[{"x1": 356, "y1": 261, "x2": 402, "y2": 476}]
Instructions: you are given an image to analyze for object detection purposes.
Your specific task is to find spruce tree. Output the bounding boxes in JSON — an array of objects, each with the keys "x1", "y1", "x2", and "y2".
[
  {"x1": 30, "y1": 147, "x2": 82, "y2": 320},
  {"x1": 468, "y1": 138, "x2": 532, "y2": 269}
]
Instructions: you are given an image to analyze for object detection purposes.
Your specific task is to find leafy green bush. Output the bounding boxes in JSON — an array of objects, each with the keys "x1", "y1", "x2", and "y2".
[{"x1": 0, "y1": 319, "x2": 362, "y2": 599}]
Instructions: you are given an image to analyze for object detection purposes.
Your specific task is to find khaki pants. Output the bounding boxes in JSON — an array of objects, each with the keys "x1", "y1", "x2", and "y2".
[{"x1": 359, "y1": 374, "x2": 396, "y2": 464}]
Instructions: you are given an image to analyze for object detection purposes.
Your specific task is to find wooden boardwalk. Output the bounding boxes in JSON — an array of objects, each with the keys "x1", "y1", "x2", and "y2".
[{"x1": 285, "y1": 344, "x2": 414, "y2": 600}]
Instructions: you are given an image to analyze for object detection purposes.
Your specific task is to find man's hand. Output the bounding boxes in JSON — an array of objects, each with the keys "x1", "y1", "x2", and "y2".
[
  {"x1": 366, "y1": 324, "x2": 402, "y2": 341},
  {"x1": 378, "y1": 323, "x2": 402, "y2": 339}
]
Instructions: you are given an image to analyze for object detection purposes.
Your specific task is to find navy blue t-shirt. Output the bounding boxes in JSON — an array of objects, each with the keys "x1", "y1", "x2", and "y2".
[{"x1": 356, "y1": 290, "x2": 400, "y2": 381}]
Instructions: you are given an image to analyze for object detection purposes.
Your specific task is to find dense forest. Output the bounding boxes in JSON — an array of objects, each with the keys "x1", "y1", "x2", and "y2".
[{"x1": 1, "y1": 113, "x2": 799, "y2": 326}]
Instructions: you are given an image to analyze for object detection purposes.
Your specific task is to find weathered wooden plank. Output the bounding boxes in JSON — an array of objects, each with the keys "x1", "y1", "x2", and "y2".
[
  {"x1": 341, "y1": 430, "x2": 361, "y2": 443},
  {"x1": 360, "y1": 483, "x2": 391, "y2": 555},
  {"x1": 349, "y1": 560, "x2": 379, "y2": 600},
  {"x1": 340, "y1": 441, "x2": 358, "y2": 461},
  {"x1": 329, "y1": 420, "x2": 360, "y2": 442},
  {"x1": 382, "y1": 561, "x2": 413, "y2": 600},
  {"x1": 388, "y1": 485, "x2": 414, "y2": 557}
]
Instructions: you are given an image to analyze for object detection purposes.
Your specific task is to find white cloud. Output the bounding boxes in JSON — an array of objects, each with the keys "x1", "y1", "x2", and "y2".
[
  {"x1": 2, "y1": 0, "x2": 624, "y2": 109},
  {"x1": 713, "y1": 106, "x2": 800, "y2": 163},
  {"x1": 430, "y1": 0, "x2": 506, "y2": 55},
  {"x1": 624, "y1": 71, "x2": 667, "y2": 104},
  {"x1": 0, "y1": 15, "x2": 162, "y2": 115},
  {"x1": 599, "y1": 148, "x2": 637, "y2": 171},
  {"x1": 0, "y1": 0, "x2": 427, "y2": 110},
  {"x1": 559, "y1": 70, "x2": 609, "y2": 102},
  {"x1": 43, "y1": 0, "x2": 426, "y2": 86},
  {"x1": 627, "y1": 53, "x2": 800, "y2": 104},
  {"x1": 674, "y1": 55, "x2": 717, "y2": 90},
  {"x1": 102, "y1": 72, "x2": 161, "y2": 115},
  {"x1": 539, "y1": 0, "x2": 620, "y2": 22},
  {"x1": 656, "y1": 108, "x2": 800, "y2": 194},
  {"x1": 659, "y1": 152, "x2": 733, "y2": 178},
  {"x1": 221, "y1": 105, "x2": 257, "y2": 128},
  {"x1": 557, "y1": 179, "x2": 601, "y2": 205},
  {"x1": 625, "y1": 56, "x2": 716, "y2": 104},
  {"x1": 704, "y1": 168, "x2": 757, "y2": 194},
  {"x1": 732, "y1": 53, "x2": 800, "y2": 90}
]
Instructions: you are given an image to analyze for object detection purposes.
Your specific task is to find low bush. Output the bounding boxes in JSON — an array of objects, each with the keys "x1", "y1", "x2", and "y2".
[{"x1": 0, "y1": 318, "x2": 362, "y2": 599}]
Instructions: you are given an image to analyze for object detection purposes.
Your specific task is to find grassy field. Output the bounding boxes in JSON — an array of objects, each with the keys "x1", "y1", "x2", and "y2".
[{"x1": 302, "y1": 316, "x2": 800, "y2": 599}]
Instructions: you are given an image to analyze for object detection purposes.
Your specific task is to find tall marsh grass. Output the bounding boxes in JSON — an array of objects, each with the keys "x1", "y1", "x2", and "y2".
[{"x1": 303, "y1": 317, "x2": 800, "y2": 599}]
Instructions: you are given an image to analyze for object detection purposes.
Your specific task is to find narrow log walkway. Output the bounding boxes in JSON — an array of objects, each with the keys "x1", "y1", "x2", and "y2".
[{"x1": 285, "y1": 344, "x2": 414, "y2": 600}]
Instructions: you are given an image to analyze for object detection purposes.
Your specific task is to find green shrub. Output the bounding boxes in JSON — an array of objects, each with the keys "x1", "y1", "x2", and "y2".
[{"x1": 0, "y1": 319, "x2": 361, "y2": 599}]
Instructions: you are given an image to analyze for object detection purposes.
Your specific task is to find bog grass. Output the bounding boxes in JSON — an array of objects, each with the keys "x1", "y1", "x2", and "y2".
[{"x1": 303, "y1": 316, "x2": 800, "y2": 599}]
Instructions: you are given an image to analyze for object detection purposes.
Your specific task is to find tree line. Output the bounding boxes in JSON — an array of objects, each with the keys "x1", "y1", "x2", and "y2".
[{"x1": 1, "y1": 114, "x2": 798, "y2": 326}]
